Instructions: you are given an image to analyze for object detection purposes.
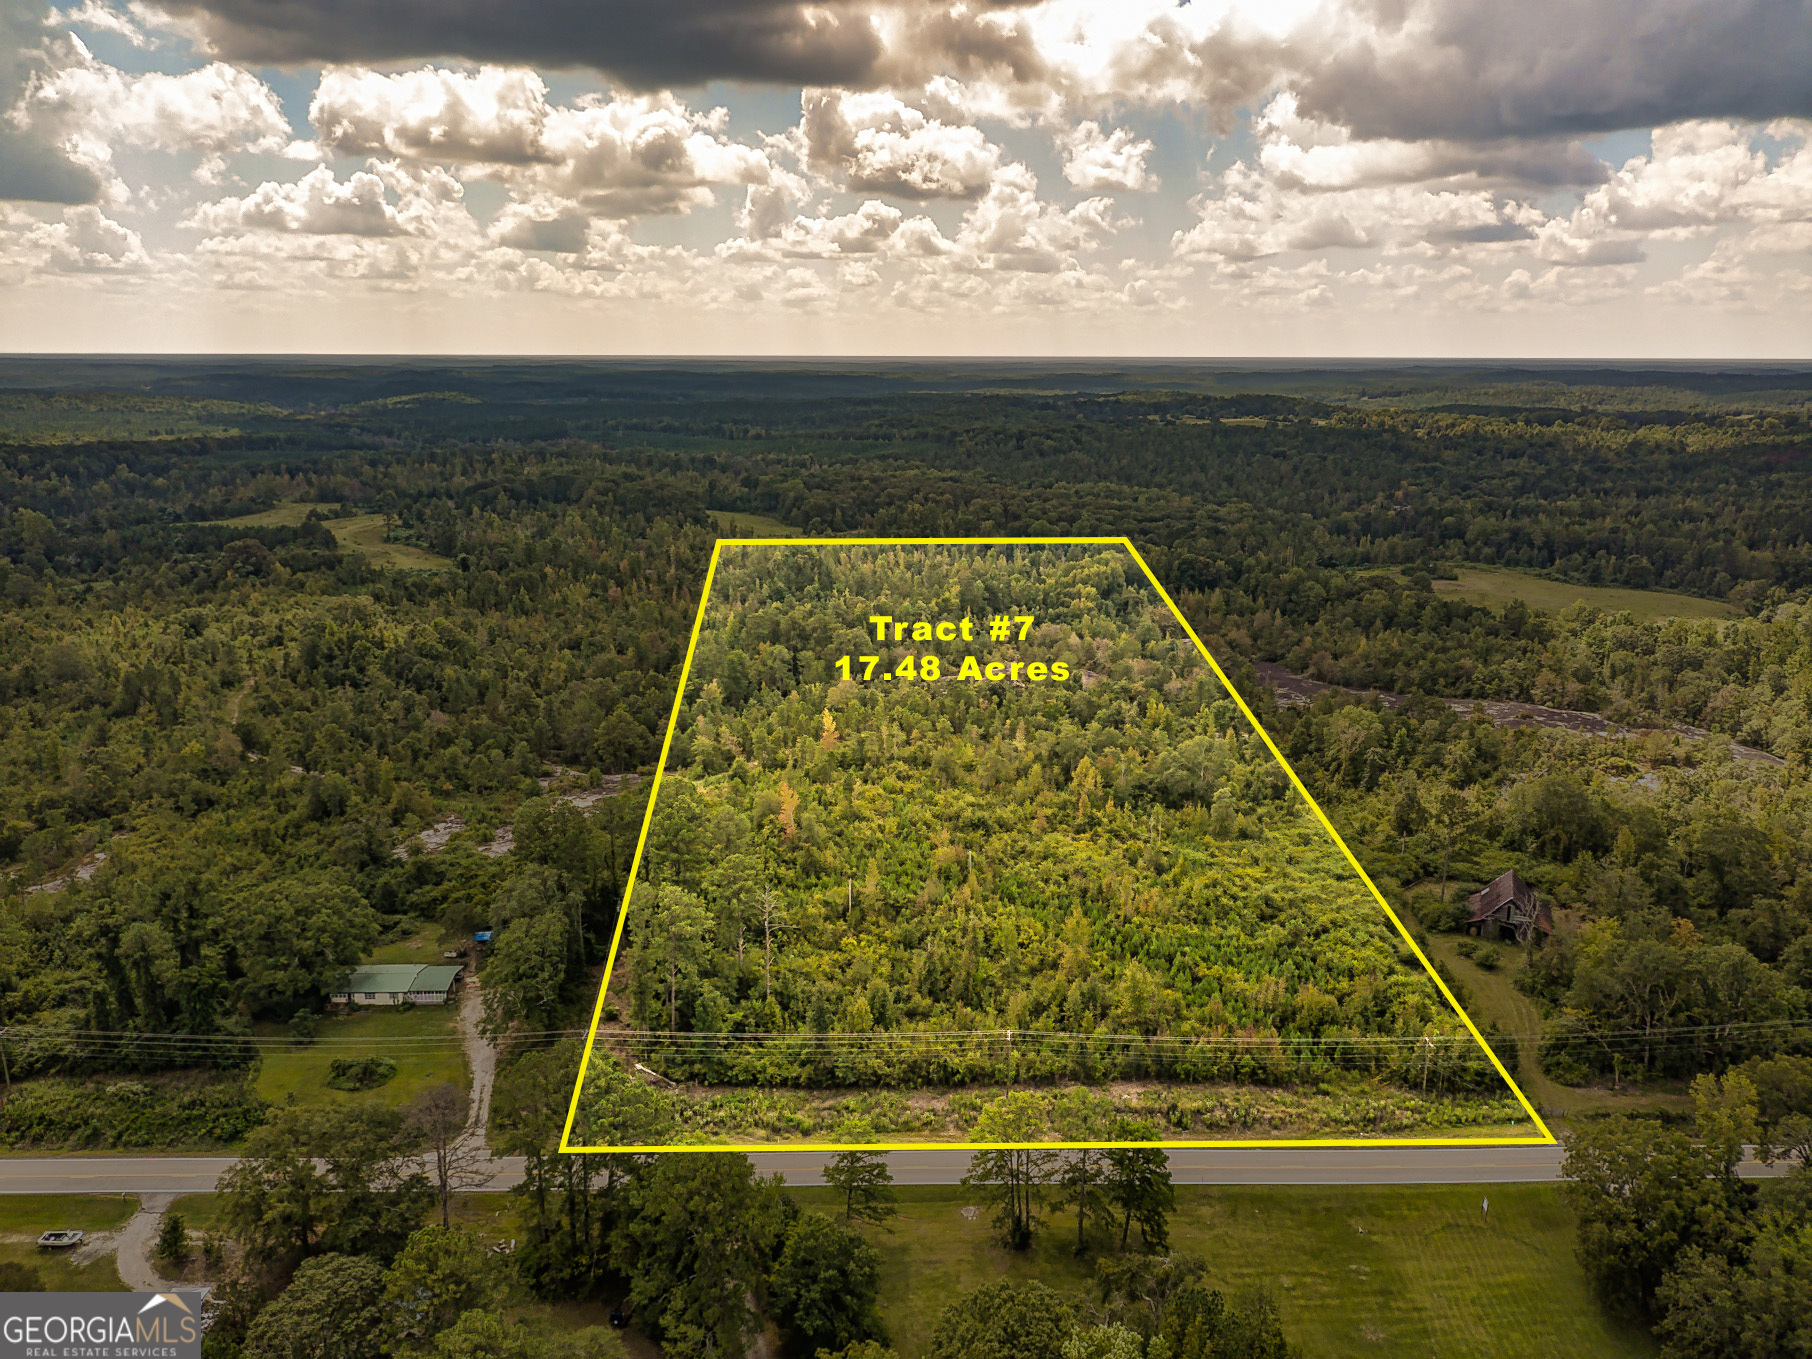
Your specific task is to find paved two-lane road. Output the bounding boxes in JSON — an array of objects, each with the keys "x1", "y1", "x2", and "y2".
[{"x1": 0, "y1": 1145, "x2": 1788, "y2": 1194}]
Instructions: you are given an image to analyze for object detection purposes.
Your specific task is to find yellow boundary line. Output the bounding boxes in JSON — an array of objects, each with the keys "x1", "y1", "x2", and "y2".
[{"x1": 560, "y1": 535, "x2": 1556, "y2": 1153}]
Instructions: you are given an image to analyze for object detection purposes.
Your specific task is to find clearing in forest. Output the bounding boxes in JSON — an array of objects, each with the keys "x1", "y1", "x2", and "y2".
[{"x1": 564, "y1": 538, "x2": 1550, "y2": 1150}]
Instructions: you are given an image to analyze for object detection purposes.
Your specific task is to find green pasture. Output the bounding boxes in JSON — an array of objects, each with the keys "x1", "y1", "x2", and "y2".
[
  {"x1": 1427, "y1": 566, "x2": 1738, "y2": 621},
  {"x1": 207, "y1": 501, "x2": 339, "y2": 527}
]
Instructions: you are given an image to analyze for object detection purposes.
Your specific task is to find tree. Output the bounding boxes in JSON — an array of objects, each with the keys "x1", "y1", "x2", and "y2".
[
  {"x1": 608, "y1": 1153, "x2": 786, "y2": 1357},
  {"x1": 1093, "y1": 1253, "x2": 1207, "y2": 1338},
  {"x1": 756, "y1": 883, "x2": 791, "y2": 1005},
  {"x1": 234, "y1": 874, "x2": 381, "y2": 1018},
  {"x1": 407, "y1": 1083, "x2": 485, "y2": 1229},
  {"x1": 1428, "y1": 786, "x2": 1479, "y2": 903},
  {"x1": 430, "y1": 1313, "x2": 536, "y2": 1359},
  {"x1": 481, "y1": 909, "x2": 571, "y2": 1040},
  {"x1": 219, "y1": 1104, "x2": 431, "y2": 1277},
  {"x1": 823, "y1": 1151, "x2": 898, "y2": 1228},
  {"x1": 1104, "y1": 1128, "x2": 1173, "y2": 1253},
  {"x1": 1692, "y1": 1070, "x2": 1761, "y2": 1183},
  {"x1": 492, "y1": 1042, "x2": 628, "y2": 1299},
  {"x1": 770, "y1": 1211, "x2": 888, "y2": 1358},
  {"x1": 962, "y1": 1095, "x2": 1057, "y2": 1250},
  {"x1": 383, "y1": 1225, "x2": 498, "y2": 1347},
  {"x1": 1561, "y1": 1117, "x2": 1748, "y2": 1315},
  {"x1": 1156, "y1": 1285, "x2": 1299, "y2": 1359},
  {"x1": 155, "y1": 1211, "x2": 191, "y2": 1267},
  {"x1": 430, "y1": 1311, "x2": 630, "y2": 1359},
  {"x1": 1060, "y1": 1326, "x2": 1143, "y2": 1359},
  {"x1": 241, "y1": 1254, "x2": 387, "y2": 1359},
  {"x1": 635, "y1": 883, "x2": 713, "y2": 1030},
  {"x1": 1053, "y1": 1149, "x2": 1112, "y2": 1254},
  {"x1": 1389, "y1": 778, "x2": 1424, "y2": 856},
  {"x1": 926, "y1": 1281, "x2": 1073, "y2": 1359}
]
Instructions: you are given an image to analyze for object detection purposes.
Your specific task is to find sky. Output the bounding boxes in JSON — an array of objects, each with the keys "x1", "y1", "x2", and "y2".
[{"x1": 0, "y1": 0, "x2": 1809, "y2": 356}]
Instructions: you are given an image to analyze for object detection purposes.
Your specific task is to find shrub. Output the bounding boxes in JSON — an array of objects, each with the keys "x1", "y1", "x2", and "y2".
[
  {"x1": 0, "y1": 1074, "x2": 268, "y2": 1149},
  {"x1": 155, "y1": 1212, "x2": 190, "y2": 1265},
  {"x1": 326, "y1": 1056, "x2": 398, "y2": 1091},
  {"x1": 0, "y1": 1261, "x2": 45, "y2": 1291}
]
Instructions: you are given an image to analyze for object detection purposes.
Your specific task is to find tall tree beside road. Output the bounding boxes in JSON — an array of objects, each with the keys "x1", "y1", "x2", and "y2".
[
  {"x1": 608, "y1": 1153, "x2": 787, "y2": 1357},
  {"x1": 219, "y1": 1104, "x2": 432, "y2": 1278},
  {"x1": 1104, "y1": 1129, "x2": 1175, "y2": 1253},
  {"x1": 382, "y1": 1224, "x2": 498, "y2": 1347},
  {"x1": 1562, "y1": 1116, "x2": 1749, "y2": 1315},
  {"x1": 962, "y1": 1094, "x2": 1058, "y2": 1250},
  {"x1": 1053, "y1": 1149, "x2": 1112, "y2": 1254},
  {"x1": 407, "y1": 1083, "x2": 484, "y2": 1229},
  {"x1": 493, "y1": 1041, "x2": 638, "y2": 1299},
  {"x1": 823, "y1": 1150, "x2": 898, "y2": 1228}
]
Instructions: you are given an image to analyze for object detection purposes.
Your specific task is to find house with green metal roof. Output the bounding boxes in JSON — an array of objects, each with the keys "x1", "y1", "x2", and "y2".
[{"x1": 330, "y1": 962, "x2": 465, "y2": 1007}]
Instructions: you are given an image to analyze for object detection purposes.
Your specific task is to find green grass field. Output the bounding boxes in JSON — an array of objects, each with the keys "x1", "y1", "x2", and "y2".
[
  {"x1": 0, "y1": 1196, "x2": 136, "y2": 1235},
  {"x1": 1428, "y1": 566, "x2": 1738, "y2": 620},
  {"x1": 789, "y1": 1183, "x2": 1654, "y2": 1359},
  {"x1": 368, "y1": 929, "x2": 457, "y2": 966},
  {"x1": 329, "y1": 513, "x2": 455, "y2": 570},
  {"x1": 206, "y1": 502, "x2": 454, "y2": 570},
  {"x1": 207, "y1": 501, "x2": 339, "y2": 527},
  {"x1": 152, "y1": 1183, "x2": 1651, "y2": 1357},
  {"x1": 710, "y1": 509, "x2": 800, "y2": 537},
  {"x1": 0, "y1": 1196, "x2": 137, "y2": 1291},
  {"x1": 253, "y1": 1003, "x2": 468, "y2": 1111},
  {"x1": 165, "y1": 1193, "x2": 225, "y2": 1235}
]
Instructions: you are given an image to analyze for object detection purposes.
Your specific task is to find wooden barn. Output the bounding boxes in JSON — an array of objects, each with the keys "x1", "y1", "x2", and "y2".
[{"x1": 1465, "y1": 870, "x2": 1554, "y2": 943}]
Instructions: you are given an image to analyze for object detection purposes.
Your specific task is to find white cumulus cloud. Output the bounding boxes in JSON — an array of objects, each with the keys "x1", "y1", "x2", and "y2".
[
  {"x1": 1060, "y1": 121, "x2": 1155, "y2": 192},
  {"x1": 801, "y1": 90, "x2": 1002, "y2": 200}
]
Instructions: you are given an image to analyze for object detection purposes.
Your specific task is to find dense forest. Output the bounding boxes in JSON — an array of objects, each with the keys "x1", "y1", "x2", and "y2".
[
  {"x1": 591, "y1": 542, "x2": 1515, "y2": 1144},
  {"x1": 0, "y1": 362, "x2": 1808, "y2": 1152}
]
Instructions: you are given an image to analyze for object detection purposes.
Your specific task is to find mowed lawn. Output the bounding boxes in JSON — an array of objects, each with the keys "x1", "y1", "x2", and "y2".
[
  {"x1": 790, "y1": 1183, "x2": 1655, "y2": 1359},
  {"x1": 0, "y1": 1195, "x2": 137, "y2": 1291},
  {"x1": 253, "y1": 1004, "x2": 468, "y2": 1111},
  {"x1": 1429, "y1": 566, "x2": 1737, "y2": 621}
]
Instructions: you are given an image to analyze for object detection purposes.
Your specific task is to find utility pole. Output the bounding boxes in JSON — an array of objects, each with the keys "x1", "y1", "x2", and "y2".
[{"x1": 0, "y1": 1028, "x2": 11, "y2": 1108}]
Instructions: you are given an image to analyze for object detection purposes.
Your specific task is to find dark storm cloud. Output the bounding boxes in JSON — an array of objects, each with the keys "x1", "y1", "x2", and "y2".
[
  {"x1": 150, "y1": 0, "x2": 901, "y2": 88},
  {"x1": 134, "y1": 0, "x2": 1812, "y2": 140},
  {"x1": 1300, "y1": 0, "x2": 1812, "y2": 141}
]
